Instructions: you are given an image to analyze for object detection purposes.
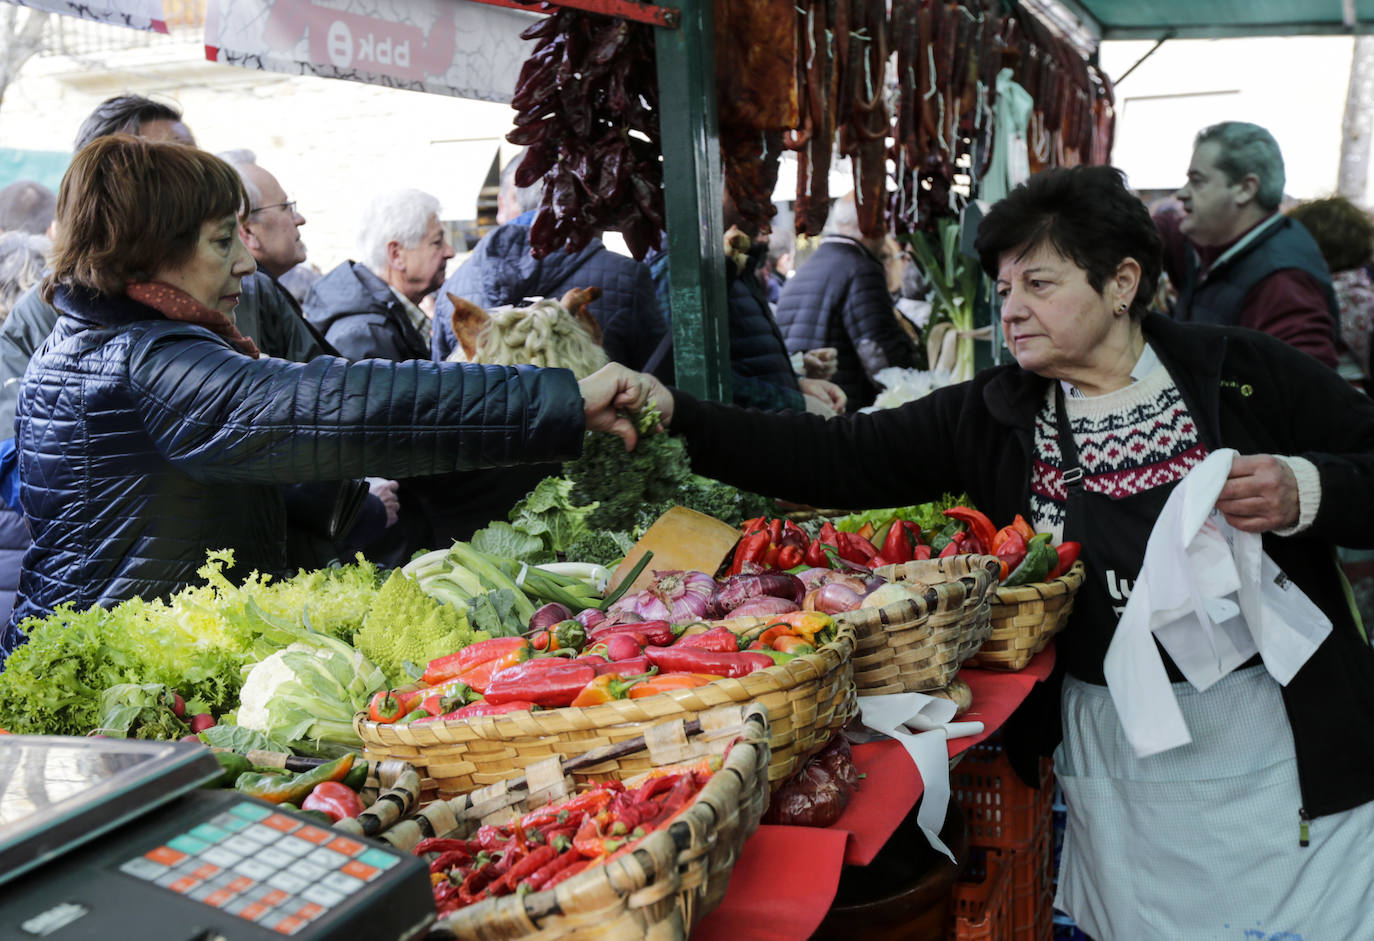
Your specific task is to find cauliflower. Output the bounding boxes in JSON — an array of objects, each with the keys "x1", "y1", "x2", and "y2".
[{"x1": 235, "y1": 642, "x2": 386, "y2": 756}]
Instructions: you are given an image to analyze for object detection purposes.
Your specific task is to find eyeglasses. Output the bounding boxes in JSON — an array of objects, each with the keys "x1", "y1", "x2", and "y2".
[{"x1": 248, "y1": 200, "x2": 297, "y2": 216}]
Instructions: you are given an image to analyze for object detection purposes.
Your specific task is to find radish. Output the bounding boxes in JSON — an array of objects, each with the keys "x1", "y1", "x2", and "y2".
[
  {"x1": 189, "y1": 713, "x2": 216, "y2": 733},
  {"x1": 169, "y1": 692, "x2": 186, "y2": 718}
]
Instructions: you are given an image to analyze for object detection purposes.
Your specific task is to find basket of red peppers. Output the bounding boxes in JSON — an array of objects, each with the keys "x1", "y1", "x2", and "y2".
[
  {"x1": 926, "y1": 507, "x2": 1086, "y2": 672},
  {"x1": 353, "y1": 583, "x2": 854, "y2": 799},
  {"x1": 364, "y1": 705, "x2": 771, "y2": 940}
]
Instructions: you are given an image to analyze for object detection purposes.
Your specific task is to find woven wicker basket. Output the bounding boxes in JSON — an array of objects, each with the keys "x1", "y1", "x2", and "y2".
[
  {"x1": 354, "y1": 622, "x2": 855, "y2": 801},
  {"x1": 834, "y1": 555, "x2": 1001, "y2": 694},
  {"x1": 360, "y1": 705, "x2": 771, "y2": 941},
  {"x1": 968, "y1": 561, "x2": 1086, "y2": 672}
]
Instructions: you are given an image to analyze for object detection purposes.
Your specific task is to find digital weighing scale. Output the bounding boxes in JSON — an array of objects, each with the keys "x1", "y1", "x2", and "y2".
[{"x1": 0, "y1": 736, "x2": 435, "y2": 940}]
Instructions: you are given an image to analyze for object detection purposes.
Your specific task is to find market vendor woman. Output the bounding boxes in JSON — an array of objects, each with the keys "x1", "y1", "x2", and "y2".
[
  {"x1": 614, "y1": 165, "x2": 1374, "y2": 938},
  {"x1": 1, "y1": 135, "x2": 651, "y2": 654}
]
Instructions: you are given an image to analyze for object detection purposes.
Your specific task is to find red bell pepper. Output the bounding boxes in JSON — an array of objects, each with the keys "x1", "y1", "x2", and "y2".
[
  {"x1": 727, "y1": 530, "x2": 771, "y2": 576},
  {"x1": 938, "y1": 530, "x2": 968, "y2": 558},
  {"x1": 881, "y1": 519, "x2": 918, "y2": 564},
  {"x1": 593, "y1": 655, "x2": 653, "y2": 676},
  {"x1": 484, "y1": 659, "x2": 599, "y2": 707},
  {"x1": 993, "y1": 529, "x2": 1028, "y2": 581},
  {"x1": 424, "y1": 637, "x2": 531, "y2": 686},
  {"x1": 836, "y1": 531, "x2": 878, "y2": 564},
  {"x1": 446, "y1": 700, "x2": 538, "y2": 719},
  {"x1": 301, "y1": 781, "x2": 366, "y2": 822},
  {"x1": 367, "y1": 689, "x2": 411, "y2": 724},
  {"x1": 1046, "y1": 541, "x2": 1082, "y2": 580},
  {"x1": 642, "y1": 646, "x2": 774, "y2": 678},
  {"x1": 911, "y1": 544, "x2": 933, "y2": 560},
  {"x1": 942, "y1": 507, "x2": 997, "y2": 554},
  {"x1": 806, "y1": 521, "x2": 841, "y2": 568}
]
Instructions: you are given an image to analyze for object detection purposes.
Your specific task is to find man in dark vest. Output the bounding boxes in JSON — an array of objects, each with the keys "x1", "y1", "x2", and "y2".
[{"x1": 1158, "y1": 121, "x2": 1339, "y2": 368}]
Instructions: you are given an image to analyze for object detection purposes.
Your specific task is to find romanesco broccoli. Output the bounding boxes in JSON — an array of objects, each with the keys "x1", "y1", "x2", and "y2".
[{"x1": 355, "y1": 570, "x2": 487, "y2": 685}]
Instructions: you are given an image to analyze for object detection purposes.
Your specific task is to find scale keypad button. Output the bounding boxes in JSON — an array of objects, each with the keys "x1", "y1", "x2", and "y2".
[
  {"x1": 294, "y1": 825, "x2": 333, "y2": 845},
  {"x1": 166, "y1": 835, "x2": 209, "y2": 856},
  {"x1": 235, "y1": 859, "x2": 277, "y2": 881},
  {"x1": 226, "y1": 875, "x2": 256, "y2": 894},
  {"x1": 357, "y1": 848, "x2": 400, "y2": 870},
  {"x1": 300, "y1": 884, "x2": 345, "y2": 908},
  {"x1": 187, "y1": 884, "x2": 218, "y2": 902},
  {"x1": 120, "y1": 857, "x2": 167, "y2": 880},
  {"x1": 295, "y1": 902, "x2": 326, "y2": 921},
  {"x1": 230, "y1": 801, "x2": 273, "y2": 821},
  {"x1": 341, "y1": 860, "x2": 380, "y2": 882},
  {"x1": 292, "y1": 860, "x2": 329, "y2": 883},
  {"x1": 243, "y1": 823, "x2": 285, "y2": 844},
  {"x1": 204, "y1": 888, "x2": 237, "y2": 908},
  {"x1": 209, "y1": 812, "x2": 251, "y2": 833},
  {"x1": 305, "y1": 847, "x2": 349, "y2": 870},
  {"x1": 237, "y1": 901, "x2": 270, "y2": 922},
  {"x1": 168, "y1": 875, "x2": 201, "y2": 894},
  {"x1": 201, "y1": 846, "x2": 242, "y2": 868},
  {"x1": 223, "y1": 835, "x2": 263, "y2": 856},
  {"x1": 191, "y1": 863, "x2": 221, "y2": 880},
  {"x1": 260, "y1": 889, "x2": 290, "y2": 908},
  {"x1": 263, "y1": 813, "x2": 301, "y2": 833},
  {"x1": 320, "y1": 872, "x2": 364, "y2": 896},
  {"x1": 274, "y1": 835, "x2": 315, "y2": 858},
  {"x1": 146, "y1": 846, "x2": 186, "y2": 867},
  {"x1": 326, "y1": 836, "x2": 364, "y2": 857},
  {"x1": 273, "y1": 915, "x2": 308, "y2": 935},
  {"x1": 189, "y1": 823, "x2": 230, "y2": 844},
  {"x1": 257, "y1": 846, "x2": 295, "y2": 870},
  {"x1": 268, "y1": 871, "x2": 310, "y2": 894}
]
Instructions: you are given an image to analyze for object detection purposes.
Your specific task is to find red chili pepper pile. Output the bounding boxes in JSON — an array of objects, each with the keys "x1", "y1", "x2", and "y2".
[{"x1": 423, "y1": 761, "x2": 718, "y2": 915}]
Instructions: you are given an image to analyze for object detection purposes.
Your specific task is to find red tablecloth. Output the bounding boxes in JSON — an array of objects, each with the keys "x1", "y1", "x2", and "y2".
[{"x1": 692, "y1": 648, "x2": 1054, "y2": 941}]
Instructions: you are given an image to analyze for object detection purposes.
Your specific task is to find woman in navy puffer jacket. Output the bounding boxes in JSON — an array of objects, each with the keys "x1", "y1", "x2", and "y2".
[{"x1": 3, "y1": 136, "x2": 649, "y2": 657}]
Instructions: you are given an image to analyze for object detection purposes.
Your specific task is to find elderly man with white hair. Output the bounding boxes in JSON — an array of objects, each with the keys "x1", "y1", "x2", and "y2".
[{"x1": 304, "y1": 189, "x2": 455, "y2": 362}]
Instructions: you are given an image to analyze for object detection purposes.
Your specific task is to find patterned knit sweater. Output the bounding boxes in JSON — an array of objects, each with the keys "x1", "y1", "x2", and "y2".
[{"x1": 1029, "y1": 364, "x2": 1209, "y2": 540}]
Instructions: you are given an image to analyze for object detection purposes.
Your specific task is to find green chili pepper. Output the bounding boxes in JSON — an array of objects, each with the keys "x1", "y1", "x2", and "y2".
[
  {"x1": 342, "y1": 759, "x2": 368, "y2": 792},
  {"x1": 929, "y1": 520, "x2": 963, "y2": 555},
  {"x1": 1002, "y1": 533, "x2": 1057, "y2": 587},
  {"x1": 233, "y1": 753, "x2": 355, "y2": 805},
  {"x1": 202, "y1": 751, "x2": 253, "y2": 789}
]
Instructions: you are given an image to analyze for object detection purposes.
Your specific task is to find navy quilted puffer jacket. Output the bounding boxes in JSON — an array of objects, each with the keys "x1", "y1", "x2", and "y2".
[
  {"x1": 775, "y1": 236, "x2": 918, "y2": 410},
  {"x1": 7, "y1": 286, "x2": 584, "y2": 638},
  {"x1": 431, "y1": 222, "x2": 671, "y2": 381}
]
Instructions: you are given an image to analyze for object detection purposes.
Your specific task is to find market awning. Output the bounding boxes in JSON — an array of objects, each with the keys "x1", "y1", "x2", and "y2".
[{"x1": 1047, "y1": 0, "x2": 1374, "y2": 40}]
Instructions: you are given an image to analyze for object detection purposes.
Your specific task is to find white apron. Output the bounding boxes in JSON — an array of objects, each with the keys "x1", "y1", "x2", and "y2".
[{"x1": 1053, "y1": 666, "x2": 1374, "y2": 940}]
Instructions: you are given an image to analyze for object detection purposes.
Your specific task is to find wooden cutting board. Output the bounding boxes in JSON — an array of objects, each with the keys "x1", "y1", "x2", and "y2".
[{"x1": 606, "y1": 506, "x2": 742, "y2": 597}]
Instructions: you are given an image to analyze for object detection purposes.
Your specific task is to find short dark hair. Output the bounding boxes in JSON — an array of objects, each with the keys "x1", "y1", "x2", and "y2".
[
  {"x1": 44, "y1": 135, "x2": 246, "y2": 302},
  {"x1": 975, "y1": 165, "x2": 1162, "y2": 321},
  {"x1": 1285, "y1": 196, "x2": 1374, "y2": 273},
  {"x1": 0, "y1": 180, "x2": 57, "y2": 235},
  {"x1": 73, "y1": 94, "x2": 183, "y2": 152}
]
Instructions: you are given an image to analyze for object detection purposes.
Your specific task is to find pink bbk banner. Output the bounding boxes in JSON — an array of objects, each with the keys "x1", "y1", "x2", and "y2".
[{"x1": 203, "y1": 0, "x2": 539, "y2": 102}]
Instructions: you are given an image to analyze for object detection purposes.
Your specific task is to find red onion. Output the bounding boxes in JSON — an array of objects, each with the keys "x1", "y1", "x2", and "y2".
[
  {"x1": 796, "y1": 567, "x2": 833, "y2": 590},
  {"x1": 575, "y1": 607, "x2": 607, "y2": 630},
  {"x1": 726, "y1": 596, "x2": 800, "y2": 618},
  {"x1": 711, "y1": 573, "x2": 805, "y2": 615},
  {"x1": 810, "y1": 582, "x2": 862, "y2": 614},
  {"x1": 607, "y1": 570, "x2": 716, "y2": 624},
  {"x1": 530, "y1": 602, "x2": 574, "y2": 632}
]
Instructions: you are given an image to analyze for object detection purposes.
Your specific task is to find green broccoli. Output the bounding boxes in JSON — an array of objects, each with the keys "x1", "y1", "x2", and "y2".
[{"x1": 354, "y1": 570, "x2": 487, "y2": 686}]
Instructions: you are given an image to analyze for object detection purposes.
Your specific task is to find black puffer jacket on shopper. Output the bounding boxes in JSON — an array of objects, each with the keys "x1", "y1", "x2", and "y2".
[
  {"x1": 5, "y1": 285, "x2": 584, "y2": 649},
  {"x1": 775, "y1": 236, "x2": 917, "y2": 411}
]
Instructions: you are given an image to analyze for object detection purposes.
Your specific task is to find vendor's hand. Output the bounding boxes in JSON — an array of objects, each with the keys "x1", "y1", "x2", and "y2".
[
  {"x1": 578, "y1": 363, "x2": 674, "y2": 450},
  {"x1": 1215, "y1": 454, "x2": 1299, "y2": 533},
  {"x1": 799, "y1": 377, "x2": 846, "y2": 416},
  {"x1": 802, "y1": 347, "x2": 839, "y2": 380},
  {"x1": 366, "y1": 477, "x2": 400, "y2": 528}
]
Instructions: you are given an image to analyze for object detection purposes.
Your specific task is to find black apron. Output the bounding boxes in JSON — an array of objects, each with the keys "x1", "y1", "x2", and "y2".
[
  {"x1": 1004, "y1": 369, "x2": 1208, "y2": 781},
  {"x1": 1052, "y1": 383, "x2": 1191, "y2": 684}
]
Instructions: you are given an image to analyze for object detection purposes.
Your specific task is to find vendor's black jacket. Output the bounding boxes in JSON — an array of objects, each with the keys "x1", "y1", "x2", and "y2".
[
  {"x1": 671, "y1": 312, "x2": 1374, "y2": 818},
  {"x1": 774, "y1": 236, "x2": 918, "y2": 411},
  {"x1": 7, "y1": 285, "x2": 584, "y2": 638}
]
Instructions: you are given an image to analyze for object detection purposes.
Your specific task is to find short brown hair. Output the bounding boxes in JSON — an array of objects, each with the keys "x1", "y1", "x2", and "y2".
[
  {"x1": 43, "y1": 134, "x2": 246, "y2": 302},
  {"x1": 1286, "y1": 195, "x2": 1374, "y2": 273}
]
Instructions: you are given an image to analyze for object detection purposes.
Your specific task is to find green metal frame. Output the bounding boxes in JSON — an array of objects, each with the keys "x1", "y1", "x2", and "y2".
[{"x1": 652, "y1": 0, "x2": 731, "y2": 402}]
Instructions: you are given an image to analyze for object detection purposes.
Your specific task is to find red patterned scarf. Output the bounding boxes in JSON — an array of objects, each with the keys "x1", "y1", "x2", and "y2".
[{"x1": 126, "y1": 281, "x2": 261, "y2": 359}]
